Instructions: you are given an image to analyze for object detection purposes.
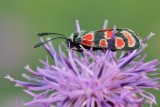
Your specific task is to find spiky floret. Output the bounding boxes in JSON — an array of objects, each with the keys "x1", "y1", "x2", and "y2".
[{"x1": 6, "y1": 20, "x2": 160, "y2": 107}]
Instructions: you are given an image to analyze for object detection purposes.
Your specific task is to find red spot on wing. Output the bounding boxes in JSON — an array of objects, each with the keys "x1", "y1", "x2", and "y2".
[
  {"x1": 122, "y1": 31, "x2": 135, "y2": 47},
  {"x1": 115, "y1": 37, "x2": 125, "y2": 49},
  {"x1": 82, "y1": 33, "x2": 94, "y2": 41},
  {"x1": 104, "y1": 31, "x2": 113, "y2": 39},
  {"x1": 81, "y1": 40, "x2": 93, "y2": 46},
  {"x1": 99, "y1": 39, "x2": 108, "y2": 47}
]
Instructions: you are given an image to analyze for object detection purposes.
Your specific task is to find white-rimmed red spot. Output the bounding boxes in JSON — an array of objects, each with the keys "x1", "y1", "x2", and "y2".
[
  {"x1": 99, "y1": 39, "x2": 108, "y2": 47},
  {"x1": 82, "y1": 33, "x2": 94, "y2": 41},
  {"x1": 104, "y1": 31, "x2": 112, "y2": 39},
  {"x1": 115, "y1": 37, "x2": 125, "y2": 49},
  {"x1": 81, "y1": 40, "x2": 94, "y2": 47},
  {"x1": 121, "y1": 31, "x2": 135, "y2": 47}
]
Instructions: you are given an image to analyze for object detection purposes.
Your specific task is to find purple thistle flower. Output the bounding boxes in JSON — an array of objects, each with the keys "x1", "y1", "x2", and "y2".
[{"x1": 6, "y1": 20, "x2": 160, "y2": 107}]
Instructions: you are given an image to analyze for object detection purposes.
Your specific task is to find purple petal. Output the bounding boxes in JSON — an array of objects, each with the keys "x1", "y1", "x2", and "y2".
[
  {"x1": 76, "y1": 20, "x2": 81, "y2": 33},
  {"x1": 102, "y1": 20, "x2": 108, "y2": 29}
]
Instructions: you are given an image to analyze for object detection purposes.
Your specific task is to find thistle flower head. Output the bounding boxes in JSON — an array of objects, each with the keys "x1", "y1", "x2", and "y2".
[{"x1": 6, "y1": 20, "x2": 160, "y2": 107}]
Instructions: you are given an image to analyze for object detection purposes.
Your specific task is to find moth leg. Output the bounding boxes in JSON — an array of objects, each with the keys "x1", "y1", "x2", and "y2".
[
  {"x1": 70, "y1": 47, "x2": 83, "y2": 52},
  {"x1": 102, "y1": 49, "x2": 107, "y2": 52},
  {"x1": 79, "y1": 45, "x2": 96, "y2": 60}
]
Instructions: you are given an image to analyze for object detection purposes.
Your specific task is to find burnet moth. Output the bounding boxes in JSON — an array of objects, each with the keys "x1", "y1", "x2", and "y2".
[{"x1": 34, "y1": 20, "x2": 141, "y2": 52}]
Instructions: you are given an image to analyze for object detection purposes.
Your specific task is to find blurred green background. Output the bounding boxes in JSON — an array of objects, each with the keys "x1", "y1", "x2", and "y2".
[{"x1": 0, "y1": 0, "x2": 160, "y2": 107}]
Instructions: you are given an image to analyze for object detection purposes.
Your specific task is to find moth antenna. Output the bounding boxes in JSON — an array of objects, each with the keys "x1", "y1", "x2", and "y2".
[
  {"x1": 33, "y1": 37, "x2": 66, "y2": 48},
  {"x1": 37, "y1": 32, "x2": 67, "y2": 39}
]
